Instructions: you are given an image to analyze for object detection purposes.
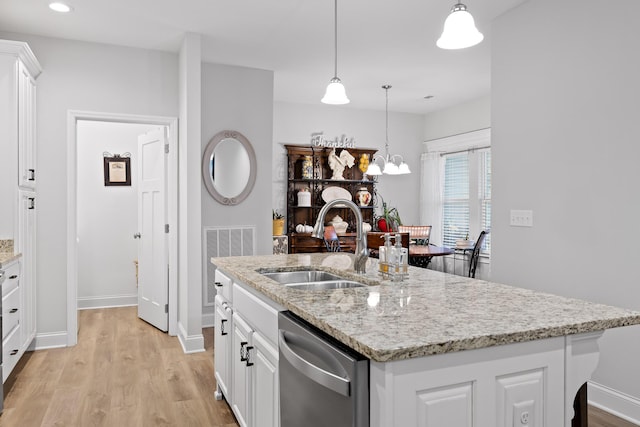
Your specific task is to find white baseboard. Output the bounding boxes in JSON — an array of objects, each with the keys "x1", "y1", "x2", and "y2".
[
  {"x1": 177, "y1": 321, "x2": 205, "y2": 354},
  {"x1": 77, "y1": 294, "x2": 137, "y2": 309},
  {"x1": 33, "y1": 331, "x2": 68, "y2": 350},
  {"x1": 589, "y1": 381, "x2": 640, "y2": 425},
  {"x1": 202, "y1": 312, "x2": 214, "y2": 328}
]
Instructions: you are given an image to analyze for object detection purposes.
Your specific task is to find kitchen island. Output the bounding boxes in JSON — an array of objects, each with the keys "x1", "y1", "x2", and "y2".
[{"x1": 211, "y1": 253, "x2": 640, "y2": 427}]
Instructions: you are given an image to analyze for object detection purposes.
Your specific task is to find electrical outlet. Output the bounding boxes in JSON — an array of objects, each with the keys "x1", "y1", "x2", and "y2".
[
  {"x1": 512, "y1": 400, "x2": 535, "y2": 427},
  {"x1": 510, "y1": 209, "x2": 533, "y2": 227}
]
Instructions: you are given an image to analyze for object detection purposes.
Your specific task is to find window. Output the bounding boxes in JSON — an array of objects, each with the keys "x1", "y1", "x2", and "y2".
[
  {"x1": 442, "y1": 149, "x2": 490, "y2": 253},
  {"x1": 422, "y1": 128, "x2": 491, "y2": 255}
]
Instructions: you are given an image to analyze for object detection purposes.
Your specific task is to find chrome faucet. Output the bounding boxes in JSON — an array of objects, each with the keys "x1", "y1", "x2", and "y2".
[{"x1": 312, "y1": 199, "x2": 369, "y2": 274}]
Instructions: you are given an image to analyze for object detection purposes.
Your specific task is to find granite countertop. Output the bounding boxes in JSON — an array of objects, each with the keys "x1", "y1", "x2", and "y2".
[
  {"x1": 0, "y1": 252, "x2": 21, "y2": 268},
  {"x1": 211, "y1": 253, "x2": 640, "y2": 363}
]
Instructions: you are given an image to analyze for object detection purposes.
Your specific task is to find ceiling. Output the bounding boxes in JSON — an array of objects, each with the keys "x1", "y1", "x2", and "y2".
[{"x1": 0, "y1": 0, "x2": 527, "y2": 114}]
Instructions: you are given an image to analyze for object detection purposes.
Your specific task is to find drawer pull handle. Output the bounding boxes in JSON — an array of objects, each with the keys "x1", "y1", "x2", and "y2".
[
  {"x1": 220, "y1": 318, "x2": 228, "y2": 336},
  {"x1": 9, "y1": 275, "x2": 17, "y2": 279},
  {"x1": 10, "y1": 349, "x2": 18, "y2": 356},
  {"x1": 214, "y1": 281, "x2": 222, "y2": 287},
  {"x1": 240, "y1": 341, "x2": 248, "y2": 362},
  {"x1": 246, "y1": 346, "x2": 254, "y2": 367},
  {"x1": 9, "y1": 308, "x2": 18, "y2": 313},
  {"x1": 28, "y1": 168, "x2": 35, "y2": 181}
]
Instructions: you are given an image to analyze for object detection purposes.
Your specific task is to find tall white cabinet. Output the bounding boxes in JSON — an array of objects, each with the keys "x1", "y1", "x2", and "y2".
[{"x1": 0, "y1": 39, "x2": 41, "y2": 382}]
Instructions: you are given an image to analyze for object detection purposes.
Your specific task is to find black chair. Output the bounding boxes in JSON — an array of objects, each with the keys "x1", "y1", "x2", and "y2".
[
  {"x1": 468, "y1": 230, "x2": 488, "y2": 278},
  {"x1": 323, "y1": 226, "x2": 341, "y2": 252}
]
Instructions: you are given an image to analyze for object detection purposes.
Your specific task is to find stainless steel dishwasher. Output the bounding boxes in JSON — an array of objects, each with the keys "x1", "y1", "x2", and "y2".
[{"x1": 278, "y1": 311, "x2": 369, "y2": 427}]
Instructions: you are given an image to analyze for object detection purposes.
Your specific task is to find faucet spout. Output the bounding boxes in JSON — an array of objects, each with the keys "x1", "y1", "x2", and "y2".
[{"x1": 312, "y1": 199, "x2": 369, "y2": 274}]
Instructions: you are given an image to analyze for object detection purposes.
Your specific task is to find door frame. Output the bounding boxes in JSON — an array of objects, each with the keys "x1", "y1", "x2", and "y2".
[{"x1": 66, "y1": 110, "x2": 178, "y2": 346}]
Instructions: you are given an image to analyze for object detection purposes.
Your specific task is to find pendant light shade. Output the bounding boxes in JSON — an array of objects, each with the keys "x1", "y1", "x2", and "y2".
[
  {"x1": 322, "y1": 0, "x2": 350, "y2": 104},
  {"x1": 322, "y1": 77, "x2": 350, "y2": 105},
  {"x1": 437, "y1": 3, "x2": 484, "y2": 50},
  {"x1": 365, "y1": 85, "x2": 411, "y2": 176}
]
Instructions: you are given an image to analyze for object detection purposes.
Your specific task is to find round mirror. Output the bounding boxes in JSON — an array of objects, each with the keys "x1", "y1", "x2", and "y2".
[{"x1": 202, "y1": 130, "x2": 257, "y2": 205}]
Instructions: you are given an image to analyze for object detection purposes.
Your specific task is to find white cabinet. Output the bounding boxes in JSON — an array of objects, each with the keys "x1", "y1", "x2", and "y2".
[
  {"x1": 212, "y1": 267, "x2": 283, "y2": 427},
  {"x1": 17, "y1": 191, "x2": 36, "y2": 352},
  {"x1": 2, "y1": 259, "x2": 21, "y2": 383},
  {"x1": 18, "y1": 60, "x2": 37, "y2": 189},
  {"x1": 370, "y1": 336, "x2": 566, "y2": 427},
  {"x1": 214, "y1": 295, "x2": 232, "y2": 401}
]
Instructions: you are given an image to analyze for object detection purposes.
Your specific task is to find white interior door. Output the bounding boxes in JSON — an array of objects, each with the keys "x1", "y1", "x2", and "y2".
[{"x1": 137, "y1": 127, "x2": 168, "y2": 331}]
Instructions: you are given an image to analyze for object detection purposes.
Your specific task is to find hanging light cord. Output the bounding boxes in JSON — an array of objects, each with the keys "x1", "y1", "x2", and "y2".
[
  {"x1": 383, "y1": 84, "x2": 391, "y2": 159},
  {"x1": 333, "y1": 0, "x2": 338, "y2": 78}
]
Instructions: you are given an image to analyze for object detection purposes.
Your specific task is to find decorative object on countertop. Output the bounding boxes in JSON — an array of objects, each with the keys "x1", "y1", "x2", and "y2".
[
  {"x1": 103, "y1": 152, "x2": 131, "y2": 186},
  {"x1": 302, "y1": 155, "x2": 314, "y2": 179},
  {"x1": 358, "y1": 153, "x2": 369, "y2": 175},
  {"x1": 356, "y1": 187, "x2": 371, "y2": 206},
  {"x1": 296, "y1": 188, "x2": 311, "y2": 207},
  {"x1": 362, "y1": 222, "x2": 372, "y2": 233},
  {"x1": 328, "y1": 148, "x2": 355, "y2": 180},
  {"x1": 329, "y1": 215, "x2": 349, "y2": 234},
  {"x1": 376, "y1": 196, "x2": 402, "y2": 232},
  {"x1": 272, "y1": 210, "x2": 285, "y2": 236}
]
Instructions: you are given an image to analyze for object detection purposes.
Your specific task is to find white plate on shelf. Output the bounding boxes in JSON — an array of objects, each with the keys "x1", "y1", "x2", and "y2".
[{"x1": 321, "y1": 186, "x2": 352, "y2": 207}]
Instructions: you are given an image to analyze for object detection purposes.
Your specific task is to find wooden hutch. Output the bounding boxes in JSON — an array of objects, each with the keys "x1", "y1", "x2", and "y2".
[{"x1": 285, "y1": 144, "x2": 378, "y2": 253}]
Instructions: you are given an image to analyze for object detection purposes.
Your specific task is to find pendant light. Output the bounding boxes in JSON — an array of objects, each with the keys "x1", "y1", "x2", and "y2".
[
  {"x1": 321, "y1": 0, "x2": 350, "y2": 104},
  {"x1": 437, "y1": 2, "x2": 484, "y2": 50},
  {"x1": 366, "y1": 85, "x2": 411, "y2": 176}
]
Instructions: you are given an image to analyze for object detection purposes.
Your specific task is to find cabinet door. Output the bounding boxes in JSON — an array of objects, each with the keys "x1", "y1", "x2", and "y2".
[
  {"x1": 18, "y1": 61, "x2": 36, "y2": 189},
  {"x1": 250, "y1": 331, "x2": 279, "y2": 427},
  {"x1": 214, "y1": 296, "x2": 231, "y2": 399},
  {"x1": 232, "y1": 313, "x2": 253, "y2": 427},
  {"x1": 18, "y1": 190, "x2": 36, "y2": 350}
]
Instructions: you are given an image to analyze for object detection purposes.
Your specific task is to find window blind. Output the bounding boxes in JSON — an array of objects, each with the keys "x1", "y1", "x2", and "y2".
[{"x1": 443, "y1": 153, "x2": 469, "y2": 248}]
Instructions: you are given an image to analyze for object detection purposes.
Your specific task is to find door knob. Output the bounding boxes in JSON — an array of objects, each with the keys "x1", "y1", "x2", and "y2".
[{"x1": 133, "y1": 233, "x2": 141, "y2": 239}]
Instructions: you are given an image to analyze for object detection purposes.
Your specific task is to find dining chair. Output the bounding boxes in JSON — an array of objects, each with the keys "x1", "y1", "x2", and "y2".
[
  {"x1": 468, "y1": 230, "x2": 489, "y2": 278},
  {"x1": 397, "y1": 225, "x2": 432, "y2": 245},
  {"x1": 323, "y1": 226, "x2": 341, "y2": 252}
]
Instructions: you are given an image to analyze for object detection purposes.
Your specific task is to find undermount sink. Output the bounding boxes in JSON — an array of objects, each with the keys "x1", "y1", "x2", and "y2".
[{"x1": 261, "y1": 269, "x2": 366, "y2": 290}]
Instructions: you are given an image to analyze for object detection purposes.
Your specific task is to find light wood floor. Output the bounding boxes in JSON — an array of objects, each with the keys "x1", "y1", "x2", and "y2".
[
  {"x1": 0, "y1": 307, "x2": 635, "y2": 427},
  {"x1": 0, "y1": 307, "x2": 239, "y2": 427}
]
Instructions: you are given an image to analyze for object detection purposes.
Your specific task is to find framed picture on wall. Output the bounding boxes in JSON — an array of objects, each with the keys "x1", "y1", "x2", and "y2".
[{"x1": 103, "y1": 156, "x2": 131, "y2": 186}]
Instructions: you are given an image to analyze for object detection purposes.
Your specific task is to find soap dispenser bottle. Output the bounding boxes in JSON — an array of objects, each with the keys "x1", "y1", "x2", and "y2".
[
  {"x1": 392, "y1": 233, "x2": 408, "y2": 280},
  {"x1": 378, "y1": 233, "x2": 392, "y2": 274}
]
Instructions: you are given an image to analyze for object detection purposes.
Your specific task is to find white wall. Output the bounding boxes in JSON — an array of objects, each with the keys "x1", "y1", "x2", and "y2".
[
  {"x1": 423, "y1": 95, "x2": 490, "y2": 142},
  {"x1": 273, "y1": 102, "x2": 424, "y2": 226},
  {"x1": 77, "y1": 120, "x2": 158, "y2": 308},
  {"x1": 0, "y1": 32, "x2": 179, "y2": 336},
  {"x1": 201, "y1": 62, "x2": 274, "y2": 323},
  {"x1": 492, "y1": 0, "x2": 640, "y2": 411},
  {"x1": 201, "y1": 62, "x2": 274, "y2": 255}
]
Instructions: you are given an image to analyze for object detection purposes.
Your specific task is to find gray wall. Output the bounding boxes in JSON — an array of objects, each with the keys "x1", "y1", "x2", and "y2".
[
  {"x1": 0, "y1": 32, "x2": 179, "y2": 336},
  {"x1": 492, "y1": 0, "x2": 640, "y2": 401},
  {"x1": 273, "y1": 102, "x2": 424, "y2": 227},
  {"x1": 423, "y1": 95, "x2": 490, "y2": 142}
]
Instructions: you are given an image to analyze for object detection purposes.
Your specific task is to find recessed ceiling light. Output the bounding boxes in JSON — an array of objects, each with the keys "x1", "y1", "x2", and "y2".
[{"x1": 49, "y1": 2, "x2": 73, "y2": 13}]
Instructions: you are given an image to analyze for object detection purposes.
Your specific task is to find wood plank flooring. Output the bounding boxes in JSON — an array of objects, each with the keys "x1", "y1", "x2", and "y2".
[
  {"x1": 0, "y1": 307, "x2": 238, "y2": 427},
  {"x1": 0, "y1": 306, "x2": 635, "y2": 426}
]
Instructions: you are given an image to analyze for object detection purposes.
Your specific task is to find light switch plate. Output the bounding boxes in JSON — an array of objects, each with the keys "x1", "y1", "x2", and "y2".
[{"x1": 510, "y1": 209, "x2": 533, "y2": 227}]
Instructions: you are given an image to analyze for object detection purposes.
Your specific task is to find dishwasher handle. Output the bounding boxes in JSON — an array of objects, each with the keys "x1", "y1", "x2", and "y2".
[{"x1": 279, "y1": 330, "x2": 351, "y2": 397}]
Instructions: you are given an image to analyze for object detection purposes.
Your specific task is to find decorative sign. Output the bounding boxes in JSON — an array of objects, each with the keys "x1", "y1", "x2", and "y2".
[
  {"x1": 103, "y1": 152, "x2": 132, "y2": 186},
  {"x1": 310, "y1": 132, "x2": 356, "y2": 148}
]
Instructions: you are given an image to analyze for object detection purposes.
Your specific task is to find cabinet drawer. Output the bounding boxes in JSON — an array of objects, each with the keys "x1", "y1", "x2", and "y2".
[
  {"x1": 2, "y1": 285, "x2": 20, "y2": 339},
  {"x1": 233, "y1": 282, "x2": 284, "y2": 346},
  {"x1": 1, "y1": 260, "x2": 20, "y2": 296},
  {"x1": 214, "y1": 269, "x2": 233, "y2": 302},
  {"x1": 3, "y1": 325, "x2": 21, "y2": 383}
]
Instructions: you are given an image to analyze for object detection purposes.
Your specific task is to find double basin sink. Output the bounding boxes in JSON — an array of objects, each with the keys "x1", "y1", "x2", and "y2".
[{"x1": 261, "y1": 269, "x2": 366, "y2": 291}]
